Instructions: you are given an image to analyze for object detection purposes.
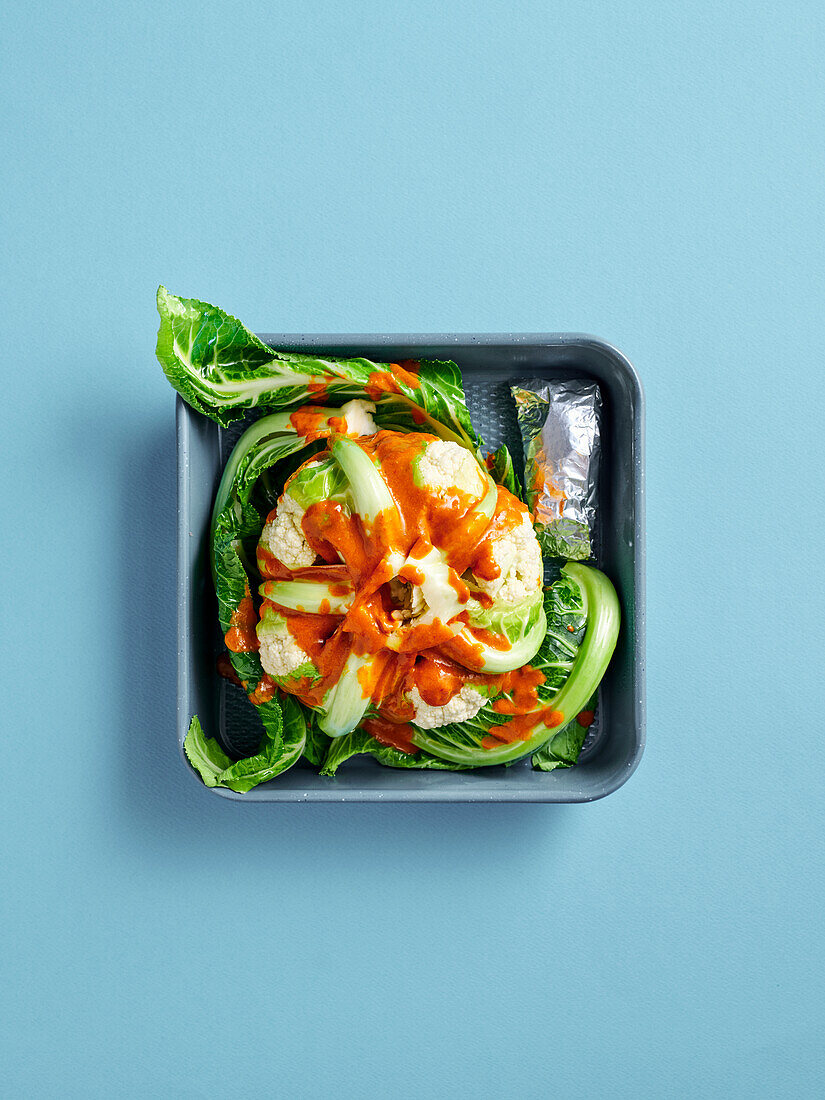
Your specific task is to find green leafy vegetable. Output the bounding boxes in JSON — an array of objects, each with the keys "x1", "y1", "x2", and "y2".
[
  {"x1": 474, "y1": 467, "x2": 501, "y2": 524},
  {"x1": 158, "y1": 287, "x2": 377, "y2": 425},
  {"x1": 183, "y1": 716, "x2": 234, "y2": 786},
  {"x1": 370, "y1": 371, "x2": 481, "y2": 453},
  {"x1": 487, "y1": 443, "x2": 523, "y2": 500},
  {"x1": 210, "y1": 412, "x2": 326, "y2": 644},
  {"x1": 532, "y1": 691, "x2": 598, "y2": 771},
  {"x1": 286, "y1": 454, "x2": 348, "y2": 509},
  {"x1": 453, "y1": 613, "x2": 548, "y2": 675},
  {"x1": 320, "y1": 729, "x2": 468, "y2": 776},
  {"x1": 409, "y1": 564, "x2": 619, "y2": 767},
  {"x1": 302, "y1": 712, "x2": 332, "y2": 768},
  {"x1": 527, "y1": 572, "x2": 588, "y2": 702},
  {"x1": 208, "y1": 411, "x2": 334, "y2": 787},
  {"x1": 183, "y1": 695, "x2": 306, "y2": 793},
  {"x1": 157, "y1": 288, "x2": 481, "y2": 451}
]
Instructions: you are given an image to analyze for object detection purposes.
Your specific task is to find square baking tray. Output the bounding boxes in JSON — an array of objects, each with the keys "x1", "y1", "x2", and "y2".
[{"x1": 177, "y1": 334, "x2": 645, "y2": 801}]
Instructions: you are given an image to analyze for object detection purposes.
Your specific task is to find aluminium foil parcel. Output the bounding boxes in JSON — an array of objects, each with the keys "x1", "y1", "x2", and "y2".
[{"x1": 511, "y1": 378, "x2": 602, "y2": 560}]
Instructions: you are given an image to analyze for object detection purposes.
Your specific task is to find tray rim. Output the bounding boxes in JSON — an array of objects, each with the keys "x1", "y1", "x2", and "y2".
[{"x1": 176, "y1": 332, "x2": 645, "y2": 803}]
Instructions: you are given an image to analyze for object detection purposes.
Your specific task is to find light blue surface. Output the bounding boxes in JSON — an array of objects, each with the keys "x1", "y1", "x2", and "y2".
[{"x1": 2, "y1": 1, "x2": 823, "y2": 1095}]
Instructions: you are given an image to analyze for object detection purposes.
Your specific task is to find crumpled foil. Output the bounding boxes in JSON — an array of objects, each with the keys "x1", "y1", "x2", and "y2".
[{"x1": 511, "y1": 378, "x2": 602, "y2": 560}]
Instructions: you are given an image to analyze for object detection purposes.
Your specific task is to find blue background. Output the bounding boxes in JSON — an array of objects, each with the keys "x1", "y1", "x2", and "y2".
[{"x1": 2, "y1": 1, "x2": 823, "y2": 1095}]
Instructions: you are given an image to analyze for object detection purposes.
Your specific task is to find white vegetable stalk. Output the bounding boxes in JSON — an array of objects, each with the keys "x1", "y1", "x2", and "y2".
[
  {"x1": 475, "y1": 469, "x2": 499, "y2": 525},
  {"x1": 318, "y1": 649, "x2": 373, "y2": 737},
  {"x1": 259, "y1": 580, "x2": 353, "y2": 615},
  {"x1": 399, "y1": 543, "x2": 467, "y2": 628},
  {"x1": 330, "y1": 436, "x2": 404, "y2": 530}
]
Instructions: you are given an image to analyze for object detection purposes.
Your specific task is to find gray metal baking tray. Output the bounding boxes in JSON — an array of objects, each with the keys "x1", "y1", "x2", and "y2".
[{"x1": 176, "y1": 334, "x2": 645, "y2": 801}]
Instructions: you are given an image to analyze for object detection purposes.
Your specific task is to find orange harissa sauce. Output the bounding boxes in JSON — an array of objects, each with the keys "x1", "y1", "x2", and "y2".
[
  {"x1": 362, "y1": 719, "x2": 418, "y2": 754},
  {"x1": 481, "y1": 708, "x2": 564, "y2": 749},
  {"x1": 248, "y1": 428, "x2": 550, "y2": 751},
  {"x1": 365, "y1": 361, "x2": 421, "y2": 401},
  {"x1": 225, "y1": 590, "x2": 258, "y2": 652},
  {"x1": 247, "y1": 675, "x2": 276, "y2": 706},
  {"x1": 286, "y1": 405, "x2": 357, "y2": 442}
]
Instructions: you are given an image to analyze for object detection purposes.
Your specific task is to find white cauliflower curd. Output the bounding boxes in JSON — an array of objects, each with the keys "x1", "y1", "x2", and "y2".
[
  {"x1": 259, "y1": 493, "x2": 316, "y2": 569},
  {"x1": 408, "y1": 684, "x2": 486, "y2": 729},
  {"x1": 416, "y1": 440, "x2": 486, "y2": 499},
  {"x1": 340, "y1": 398, "x2": 377, "y2": 437},
  {"x1": 257, "y1": 609, "x2": 314, "y2": 682},
  {"x1": 476, "y1": 512, "x2": 542, "y2": 603}
]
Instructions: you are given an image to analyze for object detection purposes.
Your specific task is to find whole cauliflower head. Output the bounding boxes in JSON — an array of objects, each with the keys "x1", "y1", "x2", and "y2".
[
  {"x1": 416, "y1": 440, "x2": 486, "y2": 499},
  {"x1": 476, "y1": 512, "x2": 542, "y2": 603},
  {"x1": 260, "y1": 493, "x2": 316, "y2": 569},
  {"x1": 408, "y1": 684, "x2": 486, "y2": 729},
  {"x1": 257, "y1": 608, "x2": 315, "y2": 683}
]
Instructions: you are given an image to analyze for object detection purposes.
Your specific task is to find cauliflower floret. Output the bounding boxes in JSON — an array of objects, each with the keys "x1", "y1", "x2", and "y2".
[
  {"x1": 475, "y1": 512, "x2": 542, "y2": 603},
  {"x1": 408, "y1": 684, "x2": 486, "y2": 729},
  {"x1": 340, "y1": 398, "x2": 377, "y2": 437},
  {"x1": 257, "y1": 611, "x2": 313, "y2": 681},
  {"x1": 416, "y1": 440, "x2": 485, "y2": 498},
  {"x1": 260, "y1": 494, "x2": 316, "y2": 569}
]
